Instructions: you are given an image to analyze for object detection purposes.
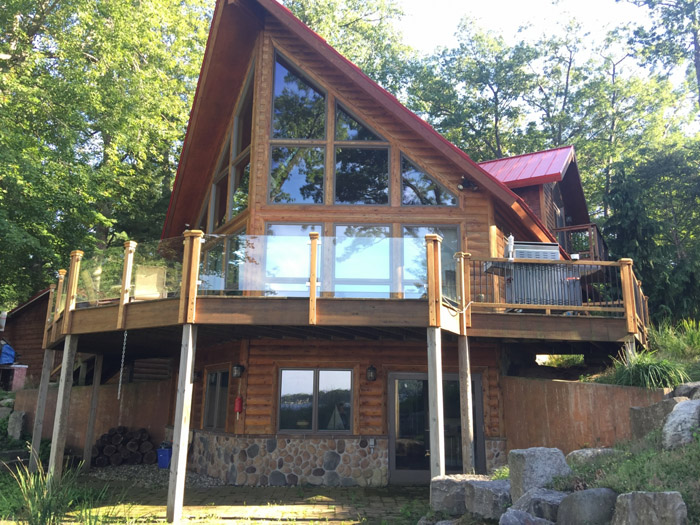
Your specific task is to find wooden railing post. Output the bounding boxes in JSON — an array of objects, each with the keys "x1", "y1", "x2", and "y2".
[
  {"x1": 308, "y1": 232, "x2": 319, "y2": 325},
  {"x1": 619, "y1": 258, "x2": 637, "y2": 335},
  {"x1": 50, "y1": 270, "x2": 67, "y2": 345},
  {"x1": 42, "y1": 284, "x2": 56, "y2": 350},
  {"x1": 425, "y1": 234, "x2": 443, "y2": 327},
  {"x1": 61, "y1": 251, "x2": 84, "y2": 335},
  {"x1": 178, "y1": 230, "x2": 204, "y2": 324},
  {"x1": 454, "y1": 250, "x2": 472, "y2": 335},
  {"x1": 117, "y1": 241, "x2": 138, "y2": 330}
]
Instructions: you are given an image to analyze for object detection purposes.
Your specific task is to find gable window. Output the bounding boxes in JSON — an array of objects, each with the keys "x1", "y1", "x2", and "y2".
[
  {"x1": 203, "y1": 369, "x2": 229, "y2": 430},
  {"x1": 335, "y1": 148, "x2": 388, "y2": 205},
  {"x1": 272, "y1": 57, "x2": 326, "y2": 140},
  {"x1": 269, "y1": 146, "x2": 324, "y2": 203},
  {"x1": 401, "y1": 155, "x2": 457, "y2": 206},
  {"x1": 278, "y1": 369, "x2": 352, "y2": 432}
]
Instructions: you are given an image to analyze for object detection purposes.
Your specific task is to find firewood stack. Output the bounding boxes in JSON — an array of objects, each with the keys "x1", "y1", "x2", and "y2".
[{"x1": 92, "y1": 426, "x2": 158, "y2": 467}]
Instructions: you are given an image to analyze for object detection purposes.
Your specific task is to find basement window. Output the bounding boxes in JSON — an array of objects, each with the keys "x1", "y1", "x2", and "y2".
[{"x1": 278, "y1": 369, "x2": 352, "y2": 433}]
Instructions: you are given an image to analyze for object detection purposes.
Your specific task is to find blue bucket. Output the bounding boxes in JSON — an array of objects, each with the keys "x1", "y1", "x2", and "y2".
[{"x1": 157, "y1": 447, "x2": 172, "y2": 469}]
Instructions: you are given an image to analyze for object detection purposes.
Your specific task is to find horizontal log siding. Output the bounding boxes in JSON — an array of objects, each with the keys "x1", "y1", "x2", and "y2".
[{"x1": 190, "y1": 338, "x2": 503, "y2": 439}]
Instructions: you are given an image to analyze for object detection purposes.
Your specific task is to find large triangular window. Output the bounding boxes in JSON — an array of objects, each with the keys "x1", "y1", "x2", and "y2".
[
  {"x1": 335, "y1": 106, "x2": 381, "y2": 141},
  {"x1": 401, "y1": 155, "x2": 458, "y2": 206}
]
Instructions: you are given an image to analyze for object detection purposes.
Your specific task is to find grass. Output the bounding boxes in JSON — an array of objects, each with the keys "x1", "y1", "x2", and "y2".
[
  {"x1": 542, "y1": 354, "x2": 585, "y2": 368},
  {"x1": 551, "y1": 430, "x2": 700, "y2": 524},
  {"x1": 593, "y1": 351, "x2": 689, "y2": 389}
]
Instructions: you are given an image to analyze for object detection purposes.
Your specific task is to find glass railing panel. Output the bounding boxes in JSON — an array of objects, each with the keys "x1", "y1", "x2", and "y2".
[
  {"x1": 131, "y1": 237, "x2": 185, "y2": 300},
  {"x1": 75, "y1": 246, "x2": 126, "y2": 307}
]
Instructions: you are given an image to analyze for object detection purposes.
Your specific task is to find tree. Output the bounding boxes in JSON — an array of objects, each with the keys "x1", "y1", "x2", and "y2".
[
  {"x1": 0, "y1": 0, "x2": 210, "y2": 309},
  {"x1": 621, "y1": 0, "x2": 700, "y2": 107}
]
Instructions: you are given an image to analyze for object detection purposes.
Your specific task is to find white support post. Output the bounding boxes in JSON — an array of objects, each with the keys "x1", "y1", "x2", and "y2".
[
  {"x1": 427, "y1": 326, "x2": 445, "y2": 480},
  {"x1": 458, "y1": 335, "x2": 475, "y2": 474},
  {"x1": 29, "y1": 348, "x2": 56, "y2": 472},
  {"x1": 167, "y1": 324, "x2": 197, "y2": 523},
  {"x1": 48, "y1": 334, "x2": 79, "y2": 480},
  {"x1": 82, "y1": 354, "x2": 103, "y2": 472}
]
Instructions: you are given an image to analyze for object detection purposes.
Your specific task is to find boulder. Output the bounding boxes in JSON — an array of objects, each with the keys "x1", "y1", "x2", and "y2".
[
  {"x1": 512, "y1": 488, "x2": 567, "y2": 522},
  {"x1": 630, "y1": 397, "x2": 688, "y2": 440},
  {"x1": 557, "y1": 488, "x2": 618, "y2": 525},
  {"x1": 673, "y1": 382, "x2": 700, "y2": 400},
  {"x1": 7, "y1": 410, "x2": 25, "y2": 440},
  {"x1": 464, "y1": 479, "x2": 511, "y2": 520},
  {"x1": 566, "y1": 447, "x2": 620, "y2": 465},
  {"x1": 661, "y1": 399, "x2": 700, "y2": 450},
  {"x1": 0, "y1": 407, "x2": 11, "y2": 420},
  {"x1": 430, "y1": 474, "x2": 475, "y2": 515},
  {"x1": 612, "y1": 491, "x2": 688, "y2": 525},
  {"x1": 508, "y1": 447, "x2": 571, "y2": 502},
  {"x1": 0, "y1": 398, "x2": 14, "y2": 408},
  {"x1": 499, "y1": 508, "x2": 555, "y2": 525}
]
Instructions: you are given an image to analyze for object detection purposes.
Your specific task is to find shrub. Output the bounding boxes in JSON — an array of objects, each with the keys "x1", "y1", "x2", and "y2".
[
  {"x1": 542, "y1": 354, "x2": 584, "y2": 368},
  {"x1": 595, "y1": 352, "x2": 689, "y2": 389},
  {"x1": 491, "y1": 465, "x2": 509, "y2": 480}
]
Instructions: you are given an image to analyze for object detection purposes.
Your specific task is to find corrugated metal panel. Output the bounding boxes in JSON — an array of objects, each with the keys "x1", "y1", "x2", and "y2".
[{"x1": 479, "y1": 146, "x2": 574, "y2": 188}]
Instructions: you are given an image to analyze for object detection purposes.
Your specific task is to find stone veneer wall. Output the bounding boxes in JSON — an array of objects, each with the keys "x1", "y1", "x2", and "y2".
[
  {"x1": 485, "y1": 438, "x2": 507, "y2": 472},
  {"x1": 190, "y1": 430, "x2": 388, "y2": 487}
]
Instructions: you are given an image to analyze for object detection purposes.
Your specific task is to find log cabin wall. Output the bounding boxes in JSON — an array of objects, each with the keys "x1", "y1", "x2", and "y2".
[{"x1": 189, "y1": 338, "x2": 503, "y2": 441}]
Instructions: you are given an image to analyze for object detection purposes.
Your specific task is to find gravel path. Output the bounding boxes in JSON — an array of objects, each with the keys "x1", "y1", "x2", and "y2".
[{"x1": 84, "y1": 464, "x2": 225, "y2": 488}]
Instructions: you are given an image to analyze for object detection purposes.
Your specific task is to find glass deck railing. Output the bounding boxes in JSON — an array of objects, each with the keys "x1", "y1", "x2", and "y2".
[{"x1": 197, "y1": 232, "x2": 458, "y2": 302}]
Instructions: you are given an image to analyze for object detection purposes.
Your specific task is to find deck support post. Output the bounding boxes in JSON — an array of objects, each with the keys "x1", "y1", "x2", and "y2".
[
  {"x1": 167, "y1": 323, "x2": 197, "y2": 523},
  {"x1": 29, "y1": 347, "x2": 56, "y2": 472},
  {"x1": 458, "y1": 335, "x2": 475, "y2": 474},
  {"x1": 427, "y1": 326, "x2": 445, "y2": 481},
  {"x1": 82, "y1": 354, "x2": 103, "y2": 472},
  {"x1": 48, "y1": 334, "x2": 79, "y2": 480}
]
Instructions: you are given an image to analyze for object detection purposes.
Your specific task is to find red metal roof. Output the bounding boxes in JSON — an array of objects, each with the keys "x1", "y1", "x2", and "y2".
[{"x1": 478, "y1": 146, "x2": 575, "y2": 189}]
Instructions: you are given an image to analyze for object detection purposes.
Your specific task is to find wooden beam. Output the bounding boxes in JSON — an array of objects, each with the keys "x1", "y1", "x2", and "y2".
[
  {"x1": 42, "y1": 284, "x2": 56, "y2": 350},
  {"x1": 425, "y1": 234, "x2": 443, "y2": 327},
  {"x1": 458, "y1": 335, "x2": 475, "y2": 474},
  {"x1": 117, "y1": 241, "x2": 138, "y2": 330},
  {"x1": 167, "y1": 324, "x2": 198, "y2": 523},
  {"x1": 61, "y1": 251, "x2": 84, "y2": 334},
  {"x1": 48, "y1": 334, "x2": 79, "y2": 480},
  {"x1": 619, "y1": 258, "x2": 637, "y2": 334},
  {"x1": 29, "y1": 347, "x2": 56, "y2": 472},
  {"x1": 309, "y1": 232, "x2": 319, "y2": 325},
  {"x1": 426, "y1": 327, "x2": 445, "y2": 482},
  {"x1": 82, "y1": 354, "x2": 103, "y2": 472}
]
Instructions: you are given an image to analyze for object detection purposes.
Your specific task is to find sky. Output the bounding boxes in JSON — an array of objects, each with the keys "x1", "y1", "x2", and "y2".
[{"x1": 398, "y1": 0, "x2": 647, "y2": 53}]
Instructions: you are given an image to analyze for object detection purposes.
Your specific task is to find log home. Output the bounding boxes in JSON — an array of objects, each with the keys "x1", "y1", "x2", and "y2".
[{"x1": 32, "y1": 0, "x2": 649, "y2": 521}]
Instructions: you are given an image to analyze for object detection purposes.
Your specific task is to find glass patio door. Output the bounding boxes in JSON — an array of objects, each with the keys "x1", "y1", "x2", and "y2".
[{"x1": 388, "y1": 372, "x2": 485, "y2": 484}]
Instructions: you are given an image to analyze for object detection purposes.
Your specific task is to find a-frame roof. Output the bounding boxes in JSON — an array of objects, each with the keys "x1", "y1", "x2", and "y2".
[{"x1": 162, "y1": 0, "x2": 555, "y2": 243}]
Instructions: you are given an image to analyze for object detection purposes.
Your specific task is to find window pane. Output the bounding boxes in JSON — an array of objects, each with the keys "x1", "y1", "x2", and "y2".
[
  {"x1": 203, "y1": 372, "x2": 218, "y2": 428},
  {"x1": 272, "y1": 58, "x2": 325, "y2": 139},
  {"x1": 216, "y1": 372, "x2": 229, "y2": 430},
  {"x1": 214, "y1": 174, "x2": 228, "y2": 227},
  {"x1": 237, "y1": 79, "x2": 254, "y2": 153},
  {"x1": 200, "y1": 241, "x2": 225, "y2": 294},
  {"x1": 401, "y1": 156, "x2": 458, "y2": 206},
  {"x1": 269, "y1": 147, "x2": 324, "y2": 204},
  {"x1": 333, "y1": 225, "x2": 391, "y2": 297},
  {"x1": 335, "y1": 106, "x2": 380, "y2": 141},
  {"x1": 335, "y1": 148, "x2": 389, "y2": 205},
  {"x1": 318, "y1": 370, "x2": 352, "y2": 431},
  {"x1": 265, "y1": 224, "x2": 322, "y2": 296},
  {"x1": 279, "y1": 370, "x2": 314, "y2": 431},
  {"x1": 230, "y1": 160, "x2": 249, "y2": 216},
  {"x1": 225, "y1": 233, "x2": 246, "y2": 294},
  {"x1": 402, "y1": 226, "x2": 459, "y2": 299}
]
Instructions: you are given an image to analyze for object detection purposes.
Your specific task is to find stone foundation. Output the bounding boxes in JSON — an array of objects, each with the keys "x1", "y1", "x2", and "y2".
[
  {"x1": 485, "y1": 438, "x2": 507, "y2": 472},
  {"x1": 189, "y1": 431, "x2": 388, "y2": 487}
]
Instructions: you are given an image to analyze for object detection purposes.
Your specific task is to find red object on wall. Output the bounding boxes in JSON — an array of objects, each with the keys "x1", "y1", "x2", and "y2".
[{"x1": 234, "y1": 396, "x2": 243, "y2": 413}]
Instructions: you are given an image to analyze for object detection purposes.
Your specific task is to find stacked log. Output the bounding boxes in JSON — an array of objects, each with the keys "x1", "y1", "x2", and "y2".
[{"x1": 91, "y1": 427, "x2": 158, "y2": 467}]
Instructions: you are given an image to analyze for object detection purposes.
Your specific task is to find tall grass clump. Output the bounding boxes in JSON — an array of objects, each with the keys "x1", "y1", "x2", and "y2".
[
  {"x1": 595, "y1": 351, "x2": 689, "y2": 389},
  {"x1": 649, "y1": 319, "x2": 700, "y2": 360}
]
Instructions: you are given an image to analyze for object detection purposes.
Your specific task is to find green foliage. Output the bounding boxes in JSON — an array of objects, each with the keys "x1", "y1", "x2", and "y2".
[
  {"x1": 0, "y1": 416, "x2": 25, "y2": 451},
  {"x1": 491, "y1": 465, "x2": 510, "y2": 480},
  {"x1": 543, "y1": 354, "x2": 585, "y2": 368},
  {"x1": 595, "y1": 351, "x2": 689, "y2": 389},
  {"x1": 650, "y1": 319, "x2": 700, "y2": 360},
  {"x1": 552, "y1": 430, "x2": 700, "y2": 523}
]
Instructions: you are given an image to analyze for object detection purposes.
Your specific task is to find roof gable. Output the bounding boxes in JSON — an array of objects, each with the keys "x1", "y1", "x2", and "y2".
[{"x1": 478, "y1": 146, "x2": 574, "y2": 189}]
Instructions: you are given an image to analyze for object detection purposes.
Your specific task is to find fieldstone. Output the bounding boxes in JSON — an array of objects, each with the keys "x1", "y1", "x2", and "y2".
[
  {"x1": 340, "y1": 477, "x2": 357, "y2": 487},
  {"x1": 277, "y1": 458, "x2": 284, "y2": 469},
  {"x1": 337, "y1": 439, "x2": 345, "y2": 454},
  {"x1": 464, "y1": 479, "x2": 511, "y2": 520},
  {"x1": 324, "y1": 470, "x2": 340, "y2": 486},
  {"x1": 245, "y1": 466, "x2": 256, "y2": 474},
  {"x1": 269, "y1": 470, "x2": 286, "y2": 486},
  {"x1": 557, "y1": 488, "x2": 617, "y2": 525},
  {"x1": 0, "y1": 407, "x2": 11, "y2": 420},
  {"x1": 673, "y1": 382, "x2": 700, "y2": 400},
  {"x1": 247, "y1": 444, "x2": 259, "y2": 458},
  {"x1": 323, "y1": 450, "x2": 341, "y2": 471},
  {"x1": 0, "y1": 398, "x2": 14, "y2": 408},
  {"x1": 430, "y1": 474, "x2": 474, "y2": 515},
  {"x1": 508, "y1": 447, "x2": 571, "y2": 502},
  {"x1": 499, "y1": 508, "x2": 555, "y2": 525},
  {"x1": 630, "y1": 397, "x2": 689, "y2": 440},
  {"x1": 313, "y1": 467, "x2": 325, "y2": 476},
  {"x1": 7, "y1": 410, "x2": 24, "y2": 440},
  {"x1": 512, "y1": 488, "x2": 567, "y2": 522},
  {"x1": 259, "y1": 474, "x2": 268, "y2": 486},
  {"x1": 266, "y1": 439, "x2": 276, "y2": 453},
  {"x1": 566, "y1": 447, "x2": 621, "y2": 465},
  {"x1": 612, "y1": 491, "x2": 688, "y2": 525},
  {"x1": 287, "y1": 473, "x2": 298, "y2": 485},
  {"x1": 662, "y1": 399, "x2": 700, "y2": 450}
]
